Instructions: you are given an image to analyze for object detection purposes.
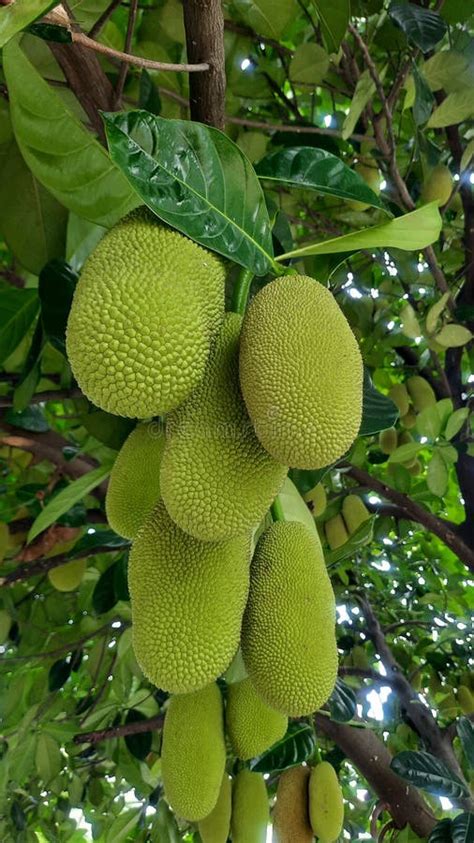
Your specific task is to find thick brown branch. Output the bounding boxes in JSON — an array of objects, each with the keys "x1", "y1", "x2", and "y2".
[
  {"x1": 74, "y1": 713, "x2": 163, "y2": 744},
  {"x1": 0, "y1": 424, "x2": 99, "y2": 482},
  {"x1": 182, "y1": 0, "x2": 226, "y2": 129},
  {"x1": 72, "y1": 31, "x2": 209, "y2": 72}
]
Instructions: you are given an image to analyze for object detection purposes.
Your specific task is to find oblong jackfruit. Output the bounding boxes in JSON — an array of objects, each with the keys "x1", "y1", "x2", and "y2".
[
  {"x1": 226, "y1": 678, "x2": 288, "y2": 760},
  {"x1": 401, "y1": 410, "x2": 417, "y2": 429},
  {"x1": 342, "y1": 495, "x2": 370, "y2": 535},
  {"x1": 272, "y1": 766, "x2": 313, "y2": 843},
  {"x1": 421, "y1": 164, "x2": 453, "y2": 207},
  {"x1": 241, "y1": 521, "x2": 338, "y2": 716},
  {"x1": 161, "y1": 313, "x2": 287, "y2": 541},
  {"x1": 308, "y1": 761, "x2": 344, "y2": 842},
  {"x1": 231, "y1": 770, "x2": 269, "y2": 843},
  {"x1": 379, "y1": 428, "x2": 398, "y2": 455},
  {"x1": 198, "y1": 773, "x2": 232, "y2": 843},
  {"x1": 128, "y1": 501, "x2": 250, "y2": 693},
  {"x1": 388, "y1": 383, "x2": 410, "y2": 417},
  {"x1": 48, "y1": 559, "x2": 87, "y2": 592},
  {"x1": 105, "y1": 421, "x2": 165, "y2": 539},
  {"x1": 66, "y1": 210, "x2": 226, "y2": 418},
  {"x1": 239, "y1": 275, "x2": 363, "y2": 469},
  {"x1": 406, "y1": 376, "x2": 436, "y2": 413},
  {"x1": 324, "y1": 514, "x2": 348, "y2": 550},
  {"x1": 161, "y1": 685, "x2": 226, "y2": 821}
]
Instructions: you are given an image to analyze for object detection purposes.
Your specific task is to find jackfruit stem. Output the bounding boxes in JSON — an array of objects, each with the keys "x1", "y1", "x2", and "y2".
[
  {"x1": 270, "y1": 495, "x2": 285, "y2": 523},
  {"x1": 231, "y1": 268, "x2": 254, "y2": 315}
]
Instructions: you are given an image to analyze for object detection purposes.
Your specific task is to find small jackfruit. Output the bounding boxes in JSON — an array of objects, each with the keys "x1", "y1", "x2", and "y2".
[
  {"x1": 401, "y1": 410, "x2": 417, "y2": 429},
  {"x1": 226, "y1": 678, "x2": 288, "y2": 760},
  {"x1": 379, "y1": 428, "x2": 398, "y2": 454},
  {"x1": 324, "y1": 514, "x2": 348, "y2": 550},
  {"x1": 161, "y1": 314, "x2": 287, "y2": 541},
  {"x1": 231, "y1": 770, "x2": 269, "y2": 843},
  {"x1": 305, "y1": 483, "x2": 327, "y2": 517},
  {"x1": 421, "y1": 164, "x2": 453, "y2": 207},
  {"x1": 388, "y1": 383, "x2": 410, "y2": 417},
  {"x1": 457, "y1": 685, "x2": 474, "y2": 715},
  {"x1": 398, "y1": 430, "x2": 414, "y2": 446},
  {"x1": 198, "y1": 774, "x2": 232, "y2": 843},
  {"x1": 407, "y1": 458, "x2": 422, "y2": 476},
  {"x1": 105, "y1": 421, "x2": 165, "y2": 539},
  {"x1": 272, "y1": 765, "x2": 313, "y2": 843},
  {"x1": 66, "y1": 210, "x2": 226, "y2": 417},
  {"x1": 342, "y1": 495, "x2": 370, "y2": 535},
  {"x1": 48, "y1": 559, "x2": 87, "y2": 592},
  {"x1": 239, "y1": 276, "x2": 363, "y2": 469},
  {"x1": 406, "y1": 376, "x2": 436, "y2": 413},
  {"x1": 128, "y1": 501, "x2": 250, "y2": 693},
  {"x1": 242, "y1": 521, "x2": 338, "y2": 716},
  {"x1": 347, "y1": 162, "x2": 381, "y2": 211},
  {"x1": 161, "y1": 685, "x2": 226, "y2": 821},
  {"x1": 308, "y1": 761, "x2": 344, "y2": 842}
]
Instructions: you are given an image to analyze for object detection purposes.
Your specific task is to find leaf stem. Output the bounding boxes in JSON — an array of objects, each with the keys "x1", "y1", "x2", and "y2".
[
  {"x1": 231, "y1": 268, "x2": 254, "y2": 315},
  {"x1": 270, "y1": 495, "x2": 285, "y2": 523}
]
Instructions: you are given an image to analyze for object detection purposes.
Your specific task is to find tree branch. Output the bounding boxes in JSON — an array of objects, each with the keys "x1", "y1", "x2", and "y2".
[
  {"x1": 0, "y1": 543, "x2": 126, "y2": 588},
  {"x1": 74, "y1": 713, "x2": 163, "y2": 744},
  {"x1": 114, "y1": 0, "x2": 139, "y2": 107},
  {"x1": 182, "y1": 0, "x2": 226, "y2": 129},
  {"x1": 0, "y1": 424, "x2": 99, "y2": 483}
]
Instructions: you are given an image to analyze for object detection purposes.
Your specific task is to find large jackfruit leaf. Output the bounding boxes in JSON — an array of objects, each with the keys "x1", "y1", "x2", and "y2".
[
  {"x1": 2, "y1": 40, "x2": 137, "y2": 229},
  {"x1": 250, "y1": 722, "x2": 315, "y2": 773},
  {"x1": 103, "y1": 110, "x2": 276, "y2": 276},
  {"x1": 390, "y1": 750, "x2": 469, "y2": 799}
]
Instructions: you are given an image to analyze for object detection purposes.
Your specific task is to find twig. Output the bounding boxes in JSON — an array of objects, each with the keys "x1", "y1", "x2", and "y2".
[
  {"x1": 114, "y1": 0, "x2": 139, "y2": 107},
  {"x1": 88, "y1": 0, "x2": 123, "y2": 38},
  {"x1": 1, "y1": 620, "x2": 119, "y2": 661},
  {"x1": 74, "y1": 712, "x2": 163, "y2": 744},
  {"x1": 0, "y1": 543, "x2": 126, "y2": 588},
  {"x1": 338, "y1": 666, "x2": 396, "y2": 685},
  {"x1": 71, "y1": 31, "x2": 209, "y2": 72}
]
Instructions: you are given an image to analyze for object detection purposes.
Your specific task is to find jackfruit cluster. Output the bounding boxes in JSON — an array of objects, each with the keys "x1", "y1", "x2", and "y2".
[
  {"x1": 324, "y1": 494, "x2": 370, "y2": 550},
  {"x1": 272, "y1": 761, "x2": 344, "y2": 843}
]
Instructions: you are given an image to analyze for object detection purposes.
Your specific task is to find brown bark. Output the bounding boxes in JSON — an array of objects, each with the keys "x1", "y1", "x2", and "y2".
[{"x1": 183, "y1": 0, "x2": 226, "y2": 129}]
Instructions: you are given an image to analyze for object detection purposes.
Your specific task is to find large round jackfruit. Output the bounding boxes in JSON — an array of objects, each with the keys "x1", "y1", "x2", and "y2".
[
  {"x1": 231, "y1": 770, "x2": 269, "y2": 843},
  {"x1": 66, "y1": 210, "x2": 226, "y2": 417},
  {"x1": 421, "y1": 164, "x2": 453, "y2": 207},
  {"x1": 272, "y1": 766, "x2": 313, "y2": 843},
  {"x1": 48, "y1": 559, "x2": 87, "y2": 592},
  {"x1": 226, "y1": 678, "x2": 288, "y2": 760},
  {"x1": 198, "y1": 773, "x2": 232, "y2": 843},
  {"x1": 161, "y1": 313, "x2": 287, "y2": 541},
  {"x1": 406, "y1": 376, "x2": 436, "y2": 413},
  {"x1": 239, "y1": 276, "x2": 363, "y2": 469},
  {"x1": 105, "y1": 421, "x2": 165, "y2": 539},
  {"x1": 241, "y1": 521, "x2": 338, "y2": 716},
  {"x1": 324, "y1": 514, "x2": 348, "y2": 550},
  {"x1": 388, "y1": 383, "x2": 410, "y2": 417},
  {"x1": 128, "y1": 501, "x2": 250, "y2": 693},
  {"x1": 308, "y1": 762, "x2": 344, "y2": 842},
  {"x1": 161, "y1": 685, "x2": 226, "y2": 821},
  {"x1": 342, "y1": 495, "x2": 370, "y2": 535}
]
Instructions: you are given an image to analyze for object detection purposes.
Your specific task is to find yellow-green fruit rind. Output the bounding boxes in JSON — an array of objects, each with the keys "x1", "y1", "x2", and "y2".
[
  {"x1": 129, "y1": 501, "x2": 250, "y2": 693},
  {"x1": 239, "y1": 276, "x2": 363, "y2": 469},
  {"x1": 226, "y1": 678, "x2": 288, "y2": 760},
  {"x1": 421, "y1": 164, "x2": 453, "y2": 207},
  {"x1": 242, "y1": 521, "x2": 337, "y2": 716},
  {"x1": 48, "y1": 559, "x2": 87, "y2": 592},
  {"x1": 161, "y1": 313, "x2": 287, "y2": 541},
  {"x1": 305, "y1": 483, "x2": 327, "y2": 516},
  {"x1": 457, "y1": 685, "x2": 474, "y2": 715},
  {"x1": 388, "y1": 383, "x2": 410, "y2": 417},
  {"x1": 161, "y1": 685, "x2": 226, "y2": 821},
  {"x1": 105, "y1": 421, "x2": 165, "y2": 539},
  {"x1": 342, "y1": 495, "x2": 370, "y2": 535},
  {"x1": 379, "y1": 428, "x2": 398, "y2": 455},
  {"x1": 231, "y1": 770, "x2": 269, "y2": 843},
  {"x1": 308, "y1": 762, "x2": 344, "y2": 842},
  {"x1": 66, "y1": 211, "x2": 226, "y2": 417},
  {"x1": 198, "y1": 774, "x2": 232, "y2": 843},
  {"x1": 406, "y1": 376, "x2": 436, "y2": 413},
  {"x1": 324, "y1": 514, "x2": 348, "y2": 550},
  {"x1": 272, "y1": 765, "x2": 313, "y2": 843}
]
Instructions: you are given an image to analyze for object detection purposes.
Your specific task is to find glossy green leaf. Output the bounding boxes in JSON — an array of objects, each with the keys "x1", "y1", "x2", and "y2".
[
  {"x1": 250, "y1": 721, "x2": 315, "y2": 773},
  {"x1": 0, "y1": 0, "x2": 56, "y2": 48},
  {"x1": 416, "y1": 406, "x2": 442, "y2": 440},
  {"x1": 389, "y1": 442, "x2": 423, "y2": 464},
  {"x1": 256, "y1": 147, "x2": 387, "y2": 210},
  {"x1": 389, "y1": 2, "x2": 447, "y2": 52},
  {"x1": 92, "y1": 562, "x2": 119, "y2": 615},
  {"x1": 445, "y1": 408, "x2": 469, "y2": 441},
  {"x1": 103, "y1": 110, "x2": 275, "y2": 276},
  {"x1": 81, "y1": 410, "x2": 135, "y2": 451},
  {"x1": 39, "y1": 260, "x2": 78, "y2": 354},
  {"x1": 48, "y1": 658, "x2": 72, "y2": 691},
  {"x1": 428, "y1": 819, "x2": 453, "y2": 843},
  {"x1": 3, "y1": 406, "x2": 49, "y2": 433},
  {"x1": 452, "y1": 813, "x2": 474, "y2": 843},
  {"x1": 124, "y1": 710, "x2": 152, "y2": 760},
  {"x1": 314, "y1": 0, "x2": 350, "y2": 53},
  {"x1": 390, "y1": 750, "x2": 469, "y2": 798},
  {"x1": 35, "y1": 733, "x2": 62, "y2": 784},
  {"x1": 289, "y1": 44, "x2": 329, "y2": 86},
  {"x1": 457, "y1": 717, "x2": 474, "y2": 767},
  {"x1": 104, "y1": 808, "x2": 141, "y2": 843},
  {"x1": 0, "y1": 287, "x2": 39, "y2": 365},
  {"x1": 360, "y1": 371, "x2": 399, "y2": 435},
  {"x1": 231, "y1": 0, "x2": 299, "y2": 39},
  {"x1": 69, "y1": 529, "x2": 130, "y2": 558},
  {"x1": 427, "y1": 90, "x2": 474, "y2": 128},
  {"x1": 427, "y1": 451, "x2": 448, "y2": 497},
  {"x1": 329, "y1": 678, "x2": 357, "y2": 722}
]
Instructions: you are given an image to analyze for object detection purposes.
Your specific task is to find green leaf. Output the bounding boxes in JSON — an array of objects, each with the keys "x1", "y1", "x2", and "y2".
[
  {"x1": 124, "y1": 710, "x2": 152, "y2": 760},
  {"x1": 389, "y1": 2, "x2": 447, "y2": 52},
  {"x1": 389, "y1": 442, "x2": 423, "y2": 464},
  {"x1": 92, "y1": 562, "x2": 119, "y2": 615},
  {"x1": 360, "y1": 372, "x2": 399, "y2": 435},
  {"x1": 250, "y1": 721, "x2": 315, "y2": 773},
  {"x1": 3, "y1": 40, "x2": 137, "y2": 228},
  {"x1": 428, "y1": 819, "x2": 453, "y2": 843},
  {"x1": 35, "y1": 733, "x2": 62, "y2": 784},
  {"x1": 434, "y1": 324, "x2": 472, "y2": 348},
  {"x1": 103, "y1": 110, "x2": 275, "y2": 276},
  {"x1": 400, "y1": 302, "x2": 422, "y2": 339},
  {"x1": 13, "y1": 319, "x2": 45, "y2": 412},
  {"x1": 426, "y1": 292, "x2": 450, "y2": 334},
  {"x1": 150, "y1": 800, "x2": 180, "y2": 843},
  {"x1": 313, "y1": 0, "x2": 350, "y2": 53},
  {"x1": 342, "y1": 70, "x2": 377, "y2": 141},
  {"x1": 445, "y1": 408, "x2": 469, "y2": 441},
  {"x1": 457, "y1": 717, "x2": 474, "y2": 767},
  {"x1": 104, "y1": 808, "x2": 141, "y2": 843},
  {"x1": 0, "y1": 0, "x2": 56, "y2": 48},
  {"x1": 390, "y1": 750, "x2": 469, "y2": 798},
  {"x1": 48, "y1": 658, "x2": 72, "y2": 692},
  {"x1": 412, "y1": 63, "x2": 434, "y2": 126},
  {"x1": 231, "y1": 0, "x2": 299, "y2": 39},
  {"x1": 428, "y1": 90, "x2": 474, "y2": 128},
  {"x1": 81, "y1": 410, "x2": 135, "y2": 451},
  {"x1": 423, "y1": 50, "x2": 472, "y2": 93},
  {"x1": 325, "y1": 516, "x2": 375, "y2": 565},
  {"x1": 256, "y1": 147, "x2": 387, "y2": 210},
  {"x1": 3, "y1": 406, "x2": 49, "y2": 433},
  {"x1": 329, "y1": 678, "x2": 357, "y2": 722},
  {"x1": 70, "y1": 529, "x2": 130, "y2": 558},
  {"x1": 277, "y1": 204, "x2": 442, "y2": 261},
  {"x1": 289, "y1": 44, "x2": 329, "y2": 86},
  {"x1": 28, "y1": 463, "x2": 111, "y2": 542},
  {"x1": 452, "y1": 813, "x2": 474, "y2": 843},
  {"x1": 0, "y1": 287, "x2": 40, "y2": 365},
  {"x1": 39, "y1": 260, "x2": 78, "y2": 354},
  {"x1": 277, "y1": 477, "x2": 316, "y2": 536},
  {"x1": 427, "y1": 451, "x2": 448, "y2": 497},
  {"x1": 139, "y1": 69, "x2": 162, "y2": 116},
  {"x1": 416, "y1": 406, "x2": 442, "y2": 440}
]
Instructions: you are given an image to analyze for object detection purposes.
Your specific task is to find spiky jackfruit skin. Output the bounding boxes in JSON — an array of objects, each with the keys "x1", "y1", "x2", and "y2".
[
  {"x1": 231, "y1": 770, "x2": 269, "y2": 843},
  {"x1": 324, "y1": 514, "x2": 348, "y2": 550},
  {"x1": 161, "y1": 313, "x2": 287, "y2": 541},
  {"x1": 272, "y1": 766, "x2": 313, "y2": 843},
  {"x1": 308, "y1": 762, "x2": 344, "y2": 842},
  {"x1": 388, "y1": 383, "x2": 410, "y2": 417},
  {"x1": 105, "y1": 421, "x2": 165, "y2": 539},
  {"x1": 198, "y1": 774, "x2": 232, "y2": 843},
  {"x1": 129, "y1": 501, "x2": 250, "y2": 693},
  {"x1": 48, "y1": 559, "x2": 87, "y2": 592},
  {"x1": 242, "y1": 521, "x2": 337, "y2": 716},
  {"x1": 406, "y1": 376, "x2": 436, "y2": 413},
  {"x1": 239, "y1": 276, "x2": 362, "y2": 469},
  {"x1": 161, "y1": 685, "x2": 226, "y2": 821},
  {"x1": 421, "y1": 164, "x2": 453, "y2": 207},
  {"x1": 226, "y1": 678, "x2": 287, "y2": 760},
  {"x1": 342, "y1": 495, "x2": 370, "y2": 535},
  {"x1": 379, "y1": 428, "x2": 398, "y2": 455},
  {"x1": 66, "y1": 211, "x2": 226, "y2": 418}
]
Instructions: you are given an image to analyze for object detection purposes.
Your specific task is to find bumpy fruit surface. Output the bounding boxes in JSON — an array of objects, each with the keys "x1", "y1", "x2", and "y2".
[
  {"x1": 161, "y1": 313, "x2": 287, "y2": 541},
  {"x1": 198, "y1": 774, "x2": 232, "y2": 843},
  {"x1": 406, "y1": 376, "x2": 436, "y2": 413},
  {"x1": 342, "y1": 495, "x2": 370, "y2": 535},
  {"x1": 128, "y1": 501, "x2": 250, "y2": 693},
  {"x1": 421, "y1": 164, "x2": 453, "y2": 207},
  {"x1": 161, "y1": 685, "x2": 225, "y2": 821},
  {"x1": 48, "y1": 559, "x2": 87, "y2": 592},
  {"x1": 105, "y1": 421, "x2": 165, "y2": 539},
  {"x1": 226, "y1": 678, "x2": 287, "y2": 760},
  {"x1": 388, "y1": 383, "x2": 410, "y2": 417},
  {"x1": 308, "y1": 761, "x2": 344, "y2": 842},
  {"x1": 242, "y1": 521, "x2": 337, "y2": 716},
  {"x1": 231, "y1": 770, "x2": 269, "y2": 843},
  {"x1": 379, "y1": 428, "x2": 398, "y2": 455},
  {"x1": 66, "y1": 210, "x2": 225, "y2": 417},
  {"x1": 239, "y1": 276, "x2": 363, "y2": 469},
  {"x1": 324, "y1": 514, "x2": 348, "y2": 550},
  {"x1": 272, "y1": 765, "x2": 313, "y2": 843}
]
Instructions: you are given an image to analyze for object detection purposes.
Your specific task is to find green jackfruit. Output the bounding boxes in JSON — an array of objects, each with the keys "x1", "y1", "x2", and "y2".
[
  {"x1": 272, "y1": 765, "x2": 313, "y2": 843},
  {"x1": 407, "y1": 458, "x2": 422, "y2": 476},
  {"x1": 198, "y1": 774, "x2": 232, "y2": 843},
  {"x1": 347, "y1": 162, "x2": 381, "y2": 211},
  {"x1": 308, "y1": 761, "x2": 344, "y2": 842},
  {"x1": 379, "y1": 428, "x2": 398, "y2": 454},
  {"x1": 406, "y1": 376, "x2": 436, "y2": 413},
  {"x1": 226, "y1": 678, "x2": 288, "y2": 760},
  {"x1": 161, "y1": 685, "x2": 226, "y2": 821},
  {"x1": 401, "y1": 410, "x2": 417, "y2": 429},
  {"x1": 457, "y1": 685, "x2": 474, "y2": 715},
  {"x1": 161, "y1": 313, "x2": 287, "y2": 541},
  {"x1": 66, "y1": 210, "x2": 226, "y2": 417},
  {"x1": 421, "y1": 164, "x2": 453, "y2": 207},
  {"x1": 242, "y1": 521, "x2": 337, "y2": 716},
  {"x1": 129, "y1": 501, "x2": 250, "y2": 693},
  {"x1": 305, "y1": 483, "x2": 327, "y2": 517},
  {"x1": 324, "y1": 514, "x2": 348, "y2": 550},
  {"x1": 342, "y1": 495, "x2": 370, "y2": 535},
  {"x1": 231, "y1": 770, "x2": 269, "y2": 843},
  {"x1": 48, "y1": 559, "x2": 87, "y2": 592},
  {"x1": 239, "y1": 276, "x2": 363, "y2": 469},
  {"x1": 106, "y1": 421, "x2": 165, "y2": 539},
  {"x1": 398, "y1": 430, "x2": 414, "y2": 446},
  {"x1": 388, "y1": 383, "x2": 410, "y2": 417}
]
